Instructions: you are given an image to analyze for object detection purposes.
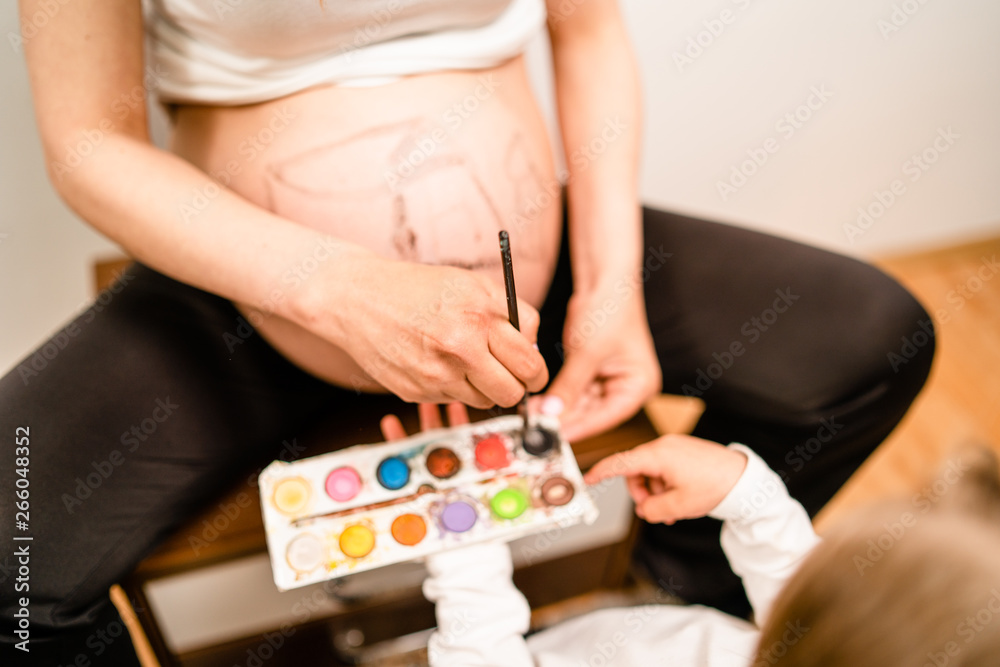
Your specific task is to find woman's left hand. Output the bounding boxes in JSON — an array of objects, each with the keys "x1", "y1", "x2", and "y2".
[{"x1": 539, "y1": 286, "x2": 661, "y2": 442}]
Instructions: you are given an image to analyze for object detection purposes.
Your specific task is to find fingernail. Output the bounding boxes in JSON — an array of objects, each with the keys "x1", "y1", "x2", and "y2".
[
  {"x1": 532, "y1": 343, "x2": 539, "y2": 351},
  {"x1": 541, "y1": 395, "x2": 564, "y2": 416}
]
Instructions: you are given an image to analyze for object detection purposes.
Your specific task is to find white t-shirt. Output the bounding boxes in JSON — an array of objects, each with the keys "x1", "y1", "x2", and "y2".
[
  {"x1": 421, "y1": 444, "x2": 821, "y2": 666},
  {"x1": 145, "y1": 0, "x2": 546, "y2": 105}
]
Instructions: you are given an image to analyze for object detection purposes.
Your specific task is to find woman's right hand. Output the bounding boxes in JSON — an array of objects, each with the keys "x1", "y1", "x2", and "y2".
[{"x1": 292, "y1": 249, "x2": 548, "y2": 408}]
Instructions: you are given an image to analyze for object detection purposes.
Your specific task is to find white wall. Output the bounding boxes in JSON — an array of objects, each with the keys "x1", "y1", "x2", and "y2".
[
  {"x1": 619, "y1": 0, "x2": 1000, "y2": 253},
  {"x1": 2, "y1": 0, "x2": 999, "y2": 375},
  {"x1": 1, "y1": 20, "x2": 120, "y2": 377}
]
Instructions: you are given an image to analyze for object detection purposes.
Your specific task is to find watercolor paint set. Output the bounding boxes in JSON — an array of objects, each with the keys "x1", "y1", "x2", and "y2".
[{"x1": 258, "y1": 414, "x2": 599, "y2": 591}]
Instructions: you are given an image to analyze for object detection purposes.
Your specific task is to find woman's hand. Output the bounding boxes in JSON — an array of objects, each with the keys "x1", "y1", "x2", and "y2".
[
  {"x1": 539, "y1": 285, "x2": 661, "y2": 442},
  {"x1": 293, "y1": 251, "x2": 548, "y2": 409},
  {"x1": 583, "y1": 434, "x2": 747, "y2": 525},
  {"x1": 542, "y1": 0, "x2": 655, "y2": 441}
]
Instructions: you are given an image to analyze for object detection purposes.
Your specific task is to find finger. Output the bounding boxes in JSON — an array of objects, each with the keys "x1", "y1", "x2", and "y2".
[
  {"x1": 465, "y1": 354, "x2": 531, "y2": 408},
  {"x1": 567, "y1": 386, "x2": 599, "y2": 422},
  {"x1": 441, "y1": 379, "x2": 495, "y2": 411},
  {"x1": 380, "y1": 415, "x2": 408, "y2": 441},
  {"x1": 560, "y1": 380, "x2": 646, "y2": 443},
  {"x1": 583, "y1": 444, "x2": 662, "y2": 484},
  {"x1": 514, "y1": 298, "x2": 541, "y2": 343},
  {"x1": 487, "y1": 325, "x2": 549, "y2": 394},
  {"x1": 445, "y1": 402, "x2": 470, "y2": 427},
  {"x1": 544, "y1": 353, "x2": 598, "y2": 430},
  {"x1": 390, "y1": 375, "x2": 460, "y2": 407},
  {"x1": 647, "y1": 476, "x2": 667, "y2": 496},
  {"x1": 527, "y1": 393, "x2": 565, "y2": 418},
  {"x1": 418, "y1": 403, "x2": 444, "y2": 432},
  {"x1": 625, "y1": 474, "x2": 651, "y2": 505},
  {"x1": 638, "y1": 492, "x2": 684, "y2": 525}
]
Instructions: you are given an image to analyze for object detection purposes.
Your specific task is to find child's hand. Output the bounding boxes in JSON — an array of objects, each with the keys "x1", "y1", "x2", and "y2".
[
  {"x1": 380, "y1": 402, "x2": 470, "y2": 441},
  {"x1": 583, "y1": 434, "x2": 748, "y2": 524}
]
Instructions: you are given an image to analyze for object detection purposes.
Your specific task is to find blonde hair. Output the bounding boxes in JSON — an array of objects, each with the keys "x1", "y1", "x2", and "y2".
[{"x1": 755, "y1": 447, "x2": 1000, "y2": 667}]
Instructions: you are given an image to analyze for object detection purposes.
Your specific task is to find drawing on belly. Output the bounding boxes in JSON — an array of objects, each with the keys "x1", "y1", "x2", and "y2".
[
  {"x1": 505, "y1": 132, "x2": 545, "y2": 222},
  {"x1": 264, "y1": 119, "x2": 544, "y2": 269}
]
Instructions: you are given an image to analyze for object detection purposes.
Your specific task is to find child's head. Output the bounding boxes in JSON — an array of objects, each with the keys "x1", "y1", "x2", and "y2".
[{"x1": 755, "y1": 446, "x2": 1000, "y2": 667}]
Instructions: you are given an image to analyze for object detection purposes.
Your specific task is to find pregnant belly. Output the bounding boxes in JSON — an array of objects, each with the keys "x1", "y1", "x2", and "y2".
[{"x1": 170, "y1": 57, "x2": 562, "y2": 390}]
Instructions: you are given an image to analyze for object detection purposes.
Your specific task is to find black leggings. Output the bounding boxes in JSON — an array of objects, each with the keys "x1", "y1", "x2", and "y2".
[{"x1": 0, "y1": 207, "x2": 933, "y2": 661}]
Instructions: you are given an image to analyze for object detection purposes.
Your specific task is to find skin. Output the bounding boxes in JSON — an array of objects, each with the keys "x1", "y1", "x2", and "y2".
[
  {"x1": 380, "y1": 403, "x2": 473, "y2": 442},
  {"x1": 584, "y1": 433, "x2": 748, "y2": 524},
  {"x1": 20, "y1": 0, "x2": 661, "y2": 441},
  {"x1": 385, "y1": 403, "x2": 748, "y2": 526}
]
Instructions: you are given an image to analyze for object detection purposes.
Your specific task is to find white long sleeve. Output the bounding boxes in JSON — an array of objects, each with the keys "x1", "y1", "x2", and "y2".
[
  {"x1": 422, "y1": 542, "x2": 535, "y2": 667},
  {"x1": 707, "y1": 443, "x2": 821, "y2": 625},
  {"x1": 423, "y1": 444, "x2": 820, "y2": 666}
]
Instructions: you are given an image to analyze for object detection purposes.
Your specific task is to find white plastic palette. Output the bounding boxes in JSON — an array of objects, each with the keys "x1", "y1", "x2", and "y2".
[{"x1": 258, "y1": 415, "x2": 599, "y2": 591}]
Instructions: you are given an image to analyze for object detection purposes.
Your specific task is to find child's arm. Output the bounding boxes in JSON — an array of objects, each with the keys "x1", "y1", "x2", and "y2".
[
  {"x1": 706, "y1": 444, "x2": 820, "y2": 624},
  {"x1": 380, "y1": 404, "x2": 535, "y2": 666},
  {"x1": 584, "y1": 435, "x2": 819, "y2": 625},
  {"x1": 422, "y1": 542, "x2": 535, "y2": 667}
]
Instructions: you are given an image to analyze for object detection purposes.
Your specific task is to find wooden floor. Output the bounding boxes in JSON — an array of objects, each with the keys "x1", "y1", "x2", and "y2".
[{"x1": 814, "y1": 234, "x2": 1000, "y2": 531}]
